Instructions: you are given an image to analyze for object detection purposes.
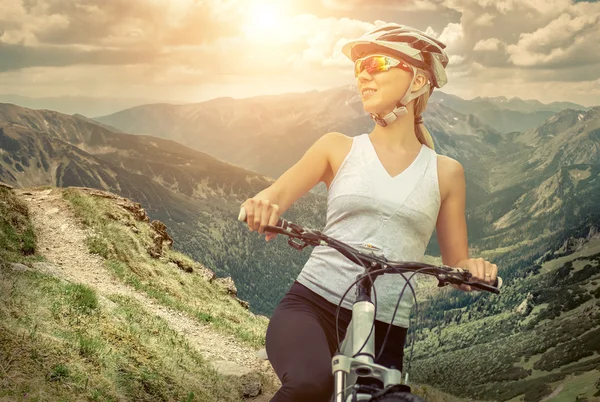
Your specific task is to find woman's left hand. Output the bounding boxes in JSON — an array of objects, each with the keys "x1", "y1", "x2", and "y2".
[{"x1": 452, "y1": 258, "x2": 498, "y2": 292}]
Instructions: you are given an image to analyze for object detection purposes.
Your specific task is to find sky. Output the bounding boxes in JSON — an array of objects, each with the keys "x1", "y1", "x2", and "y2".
[{"x1": 1, "y1": 0, "x2": 599, "y2": 107}]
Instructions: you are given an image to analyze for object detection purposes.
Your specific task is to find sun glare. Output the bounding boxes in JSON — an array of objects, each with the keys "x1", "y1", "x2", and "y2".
[{"x1": 242, "y1": 1, "x2": 288, "y2": 39}]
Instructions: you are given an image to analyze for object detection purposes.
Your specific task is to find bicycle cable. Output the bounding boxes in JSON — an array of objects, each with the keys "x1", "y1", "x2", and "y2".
[
  {"x1": 334, "y1": 250, "x2": 378, "y2": 359},
  {"x1": 377, "y1": 266, "x2": 433, "y2": 383},
  {"x1": 334, "y1": 264, "x2": 419, "y2": 358},
  {"x1": 333, "y1": 262, "x2": 426, "y2": 385},
  {"x1": 375, "y1": 266, "x2": 421, "y2": 363}
]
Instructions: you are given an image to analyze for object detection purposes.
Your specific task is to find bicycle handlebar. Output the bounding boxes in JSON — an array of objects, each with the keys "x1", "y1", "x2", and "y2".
[{"x1": 237, "y1": 208, "x2": 502, "y2": 294}]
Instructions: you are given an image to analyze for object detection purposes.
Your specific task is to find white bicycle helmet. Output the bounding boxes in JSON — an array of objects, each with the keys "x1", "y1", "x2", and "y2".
[{"x1": 342, "y1": 23, "x2": 449, "y2": 127}]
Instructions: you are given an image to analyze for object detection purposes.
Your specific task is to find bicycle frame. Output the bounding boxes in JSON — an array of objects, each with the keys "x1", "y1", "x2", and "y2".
[{"x1": 332, "y1": 271, "x2": 407, "y2": 401}]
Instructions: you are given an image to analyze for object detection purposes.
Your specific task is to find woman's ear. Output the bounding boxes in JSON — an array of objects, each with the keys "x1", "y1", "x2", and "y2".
[{"x1": 412, "y1": 72, "x2": 429, "y2": 93}]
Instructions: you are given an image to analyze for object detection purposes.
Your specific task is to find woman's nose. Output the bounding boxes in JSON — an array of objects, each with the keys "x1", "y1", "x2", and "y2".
[{"x1": 356, "y1": 68, "x2": 373, "y2": 83}]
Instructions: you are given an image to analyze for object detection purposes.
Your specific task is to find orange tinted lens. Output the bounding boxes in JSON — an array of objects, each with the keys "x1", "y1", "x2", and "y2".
[
  {"x1": 354, "y1": 56, "x2": 412, "y2": 77},
  {"x1": 355, "y1": 56, "x2": 388, "y2": 77}
]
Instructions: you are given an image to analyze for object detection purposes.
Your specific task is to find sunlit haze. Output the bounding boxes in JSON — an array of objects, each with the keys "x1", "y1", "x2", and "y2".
[
  {"x1": 1, "y1": 0, "x2": 599, "y2": 107},
  {"x1": 242, "y1": 1, "x2": 291, "y2": 39}
]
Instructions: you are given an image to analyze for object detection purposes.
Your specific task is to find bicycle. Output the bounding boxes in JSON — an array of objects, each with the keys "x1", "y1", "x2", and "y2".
[{"x1": 238, "y1": 209, "x2": 502, "y2": 402}]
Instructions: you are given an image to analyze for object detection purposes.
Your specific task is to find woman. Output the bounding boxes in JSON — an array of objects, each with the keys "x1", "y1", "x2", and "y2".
[{"x1": 240, "y1": 23, "x2": 499, "y2": 401}]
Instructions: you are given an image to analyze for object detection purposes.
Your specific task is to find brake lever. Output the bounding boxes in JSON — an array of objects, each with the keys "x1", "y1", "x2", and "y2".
[
  {"x1": 262, "y1": 224, "x2": 324, "y2": 251},
  {"x1": 288, "y1": 238, "x2": 309, "y2": 251}
]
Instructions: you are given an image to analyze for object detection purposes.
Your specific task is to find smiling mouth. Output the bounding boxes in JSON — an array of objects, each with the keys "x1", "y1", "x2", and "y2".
[{"x1": 361, "y1": 89, "x2": 377, "y2": 96}]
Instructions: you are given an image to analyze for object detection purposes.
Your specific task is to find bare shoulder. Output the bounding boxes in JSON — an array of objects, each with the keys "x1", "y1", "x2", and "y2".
[
  {"x1": 437, "y1": 154, "x2": 464, "y2": 174},
  {"x1": 436, "y1": 155, "x2": 465, "y2": 203},
  {"x1": 317, "y1": 131, "x2": 352, "y2": 147},
  {"x1": 315, "y1": 131, "x2": 353, "y2": 161},
  {"x1": 325, "y1": 131, "x2": 353, "y2": 154}
]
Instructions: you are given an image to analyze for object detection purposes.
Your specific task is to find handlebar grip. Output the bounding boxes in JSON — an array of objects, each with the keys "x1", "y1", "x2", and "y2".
[{"x1": 468, "y1": 276, "x2": 503, "y2": 294}]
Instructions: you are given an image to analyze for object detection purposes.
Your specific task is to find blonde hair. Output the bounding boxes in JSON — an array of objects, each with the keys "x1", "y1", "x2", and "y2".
[{"x1": 413, "y1": 73, "x2": 435, "y2": 151}]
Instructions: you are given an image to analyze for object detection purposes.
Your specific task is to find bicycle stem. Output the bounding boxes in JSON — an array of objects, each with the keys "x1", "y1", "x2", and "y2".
[{"x1": 353, "y1": 275, "x2": 377, "y2": 364}]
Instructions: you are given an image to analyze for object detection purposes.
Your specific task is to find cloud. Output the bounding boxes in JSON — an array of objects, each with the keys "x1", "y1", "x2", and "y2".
[
  {"x1": 424, "y1": 26, "x2": 438, "y2": 37},
  {"x1": 280, "y1": 15, "x2": 374, "y2": 70},
  {"x1": 446, "y1": 0, "x2": 572, "y2": 15},
  {"x1": 149, "y1": 14, "x2": 374, "y2": 79},
  {"x1": 415, "y1": 0, "x2": 600, "y2": 106},
  {"x1": 442, "y1": 0, "x2": 576, "y2": 52},
  {"x1": 0, "y1": 64, "x2": 216, "y2": 102},
  {"x1": 438, "y1": 22, "x2": 464, "y2": 46},
  {"x1": 437, "y1": 21, "x2": 466, "y2": 58},
  {"x1": 0, "y1": 42, "x2": 161, "y2": 72},
  {"x1": 507, "y1": 11, "x2": 600, "y2": 67},
  {"x1": 473, "y1": 13, "x2": 495, "y2": 26},
  {"x1": 322, "y1": 0, "x2": 439, "y2": 11},
  {"x1": 1, "y1": 0, "x2": 241, "y2": 48},
  {"x1": 1, "y1": 0, "x2": 599, "y2": 107},
  {"x1": 434, "y1": 0, "x2": 600, "y2": 74},
  {"x1": 473, "y1": 38, "x2": 502, "y2": 51},
  {"x1": 0, "y1": 0, "x2": 249, "y2": 73},
  {"x1": 448, "y1": 55, "x2": 466, "y2": 65},
  {"x1": 445, "y1": 65, "x2": 600, "y2": 106}
]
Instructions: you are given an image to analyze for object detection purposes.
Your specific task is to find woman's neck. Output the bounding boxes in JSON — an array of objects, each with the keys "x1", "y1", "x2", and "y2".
[{"x1": 369, "y1": 112, "x2": 421, "y2": 151}]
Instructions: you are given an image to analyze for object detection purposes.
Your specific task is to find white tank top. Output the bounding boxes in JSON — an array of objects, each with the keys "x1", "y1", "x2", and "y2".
[{"x1": 296, "y1": 133, "x2": 441, "y2": 327}]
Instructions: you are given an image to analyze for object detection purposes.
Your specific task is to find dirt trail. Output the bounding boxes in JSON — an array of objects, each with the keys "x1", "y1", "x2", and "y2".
[
  {"x1": 17, "y1": 188, "x2": 277, "y2": 401},
  {"x1": 540, "y1": 384, "x2": 563, "y2": 401}
]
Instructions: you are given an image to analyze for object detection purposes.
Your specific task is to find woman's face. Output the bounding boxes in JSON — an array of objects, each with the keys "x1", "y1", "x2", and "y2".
[{"x1": 355, "y1": 49, "x2": 426, "y2": 116}]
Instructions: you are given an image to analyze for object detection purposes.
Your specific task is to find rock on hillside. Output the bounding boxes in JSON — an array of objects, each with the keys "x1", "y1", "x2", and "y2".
[{"x1": 2, "y1": 184, "x2": 279, "y2": 401}]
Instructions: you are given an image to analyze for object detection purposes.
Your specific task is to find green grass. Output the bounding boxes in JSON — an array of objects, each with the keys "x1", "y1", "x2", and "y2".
[
  {"x1": 0, "y1": 268, "x2": 246, "y2": 401},
  {"x1": 0, "y1": 187, "x2": 267, "y2": 400},
  {"x1": 545, "y1": 369, "x2": 600, "y2": 401},
  {"x1": 62, "y1": 188, "x2": 268, "y2": 348},
  {"x1": 64, "y1": 283, "x2": 99, "y2": 314},
  {"x1": 520, "y1": 353, "x2": 544, "y2": 371},
  {"x1": 0, "y1": 187, "x2": 39, "y2": 265},
  {"x1": 104, "y1": 257, "x2": 266, "y2": 346}
]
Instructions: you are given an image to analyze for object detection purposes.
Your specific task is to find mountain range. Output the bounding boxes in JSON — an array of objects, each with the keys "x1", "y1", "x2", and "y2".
[
  {"x1": 2, "y1": 88, "x2": 599, "y2": 307},
  {"x1": 0, "y1": 94, "x2": 166, "y2": 117},
  {"x1": 0, "y1": 102, "x2": 325, "y2": 315},
  {"x1": 429, "y1": 92, "x2": 588, "y2": 134},
  {"x1": 92, "y1": 88, "x2": 599, "y2": 258},
  {"x1": 1, "y1": 88, "x2": 599, "y2": 400},
  {"x1": 94, "y1": 88, "x2": 588, "y2": 179}
]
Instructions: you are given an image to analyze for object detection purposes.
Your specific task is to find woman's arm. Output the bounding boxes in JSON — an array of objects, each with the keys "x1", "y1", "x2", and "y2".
[
  {"x1": 242, "y1": 131, "x2": 345, "y2": 236},
  {"x1": 262, "y1": 132, "x2": 343, "y2": 213},
  {"x1": 436, "y1": 158, "x2": 498, "y2": 290},
  {"x1": 436, "y1": 157, "x2": 469, "y2": 267}
]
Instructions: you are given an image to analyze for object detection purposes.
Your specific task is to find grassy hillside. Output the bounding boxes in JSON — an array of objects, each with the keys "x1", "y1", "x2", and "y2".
[
  {"x1": 409, "y1": 232, "x2": 600, "y2": 401},
  {"x1": 0, "y1": 185, "x2": 273, "y2": 401},
  {"x1": 0, "y1": 184, "x2": 37, "y2": 264},
  {"x1": 61, "y1": 187, "x2": 270, "y2": 348}
]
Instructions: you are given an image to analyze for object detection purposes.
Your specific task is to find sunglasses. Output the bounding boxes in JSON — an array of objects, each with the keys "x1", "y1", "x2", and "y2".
[{"x1": 354, "y1": 55, "x2": 413, "y2": 78}]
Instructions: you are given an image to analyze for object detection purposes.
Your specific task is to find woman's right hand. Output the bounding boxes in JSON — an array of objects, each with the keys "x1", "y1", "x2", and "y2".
[
  {"x1": 236, "y1": 132, "x2": 344, "y2": 242},
  {"x1": 239, "y1": 198, "x2": 280, "y2": 241}
]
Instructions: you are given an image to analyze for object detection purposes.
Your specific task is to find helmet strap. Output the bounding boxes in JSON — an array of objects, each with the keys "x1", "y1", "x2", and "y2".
[{"x1": 370, "y1": 66, "x2": 430, "y2": 127}]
